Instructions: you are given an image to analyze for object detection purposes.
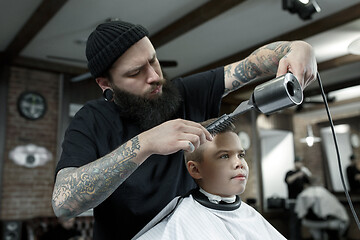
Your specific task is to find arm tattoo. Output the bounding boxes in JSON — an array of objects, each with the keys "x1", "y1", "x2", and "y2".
[
  {"x1": 251, "y1": 42, "x2": 292, "y2": 75},
  {"x1": 226, "y1": 41, "x2": 292, "y2": 93},
  {"x1": 233, "y1": 59, "x2": 262, "y2": 85},
  {"x1": 224, "y1": 65, "x2": 233, "y2": 95},
  {"x1": 53, "y1": 136, "x2": 140, "y2": 216},
  {"x1": 224, "y1": 58, "x2": 262, "y2": 94},
  {"x1": 269, "y1": 42, "x2": 292, "y2": 54}
]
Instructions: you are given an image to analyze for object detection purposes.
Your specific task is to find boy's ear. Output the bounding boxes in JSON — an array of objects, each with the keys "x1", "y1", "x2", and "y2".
[
  {"x1": 187, "y1": 161, "x2": 202, "y2": 180},
  {"x1": 96, "y1": 77, "x2": 111, "y2": 91}
]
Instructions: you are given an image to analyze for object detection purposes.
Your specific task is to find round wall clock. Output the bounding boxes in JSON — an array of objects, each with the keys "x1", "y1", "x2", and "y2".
[
  {"x1": 351, "y1": 133, "x2": 359, "y2": 148},
  {"x1": 238, "y1": 131, "x2": 251, "y2": 150},
  {"x1": 17, "y1": 91, "x2": 47, "y2": 120}
]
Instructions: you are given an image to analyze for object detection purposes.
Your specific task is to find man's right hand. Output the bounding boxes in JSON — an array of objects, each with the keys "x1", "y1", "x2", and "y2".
[{"x1": 139, "y1": 119, "x2": 213, "y2": 157}]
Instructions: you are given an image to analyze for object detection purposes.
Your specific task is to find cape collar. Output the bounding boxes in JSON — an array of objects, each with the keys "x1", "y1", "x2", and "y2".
[{"x1": 191, "y1": 188, "x2": 241, "y2": 211}]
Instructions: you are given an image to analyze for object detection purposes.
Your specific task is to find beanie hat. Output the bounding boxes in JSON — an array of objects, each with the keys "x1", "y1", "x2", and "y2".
[{"x1": 86, "y1": 21, "x2": 149, "y2": 78}]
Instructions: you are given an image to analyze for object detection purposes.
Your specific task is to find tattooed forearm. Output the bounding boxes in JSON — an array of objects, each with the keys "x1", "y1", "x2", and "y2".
[
  {"x1": 52, "y1": 136, "x2": 140, "y2": 218},
  {"x1": 249, "y1": 41, "x2": 292, "y2": 76},
  {"x1": 224, "y1": 65, "x2": 233, "y2": 95},
  {"x1": 258, "y1": 42, "x2": 292, "y2": 73},
  {"x1": 223, "y1": 41, "x2": 292, "y2": 95},
  {"x1": 268, "y1": 41, "x2": 292, "y2": 54},
  {"x1": 233, "y1": 59, "x2": 262, "y2": 85},
  {"x1": 224, "y1": 65, "x2": 232, "y2": 79},
  {"x1": 223, "y1": 59, "x2": 262, "y2": 95}
]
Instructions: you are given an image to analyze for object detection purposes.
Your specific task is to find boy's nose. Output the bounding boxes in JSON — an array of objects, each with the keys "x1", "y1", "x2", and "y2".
[{"x1": 234, "y1": 158, "x2": 246, "y2": 170}]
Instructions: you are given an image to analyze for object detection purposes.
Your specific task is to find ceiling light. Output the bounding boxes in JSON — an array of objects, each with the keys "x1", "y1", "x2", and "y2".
[
  {"x1": 333, "y1": 124, "x2": 350, "y2": 134},
  {"x1": 348, "y1": 37, "x2": 360, "y2": 55},
  {"x1": 300, "y1": 125, "x2": 321, "y2": 147},
  {"x1": 298, "y1": 0, "x2": 309, "y2": 3},
  {"x1": 282, "y1": 0, "x2": 321, "y2": 20}
]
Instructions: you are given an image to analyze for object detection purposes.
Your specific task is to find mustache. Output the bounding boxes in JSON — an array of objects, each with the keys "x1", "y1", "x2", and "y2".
[
  {"x1": 148, "y1": 78, "x2": 166, "y2": 92},
  {"x1": 151, "y1": 78, "x2": 166, "y2": 86}
]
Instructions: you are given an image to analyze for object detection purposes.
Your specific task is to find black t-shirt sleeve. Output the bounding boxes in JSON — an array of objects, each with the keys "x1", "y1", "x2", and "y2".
[
  {"x1": 55, "y1": 105, "x2": 100, "y2": 175},
  {"x1": 175, "y1": 67, "x2": 224, "y2": 122}
]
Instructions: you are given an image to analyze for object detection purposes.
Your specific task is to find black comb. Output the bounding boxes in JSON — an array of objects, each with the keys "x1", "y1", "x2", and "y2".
[
  {"x1": 205, "y1": 114, "x2": 233, "y2": 134},
  {"x1": 205, "y1": 99, "x2": 254, "y2": 134}
]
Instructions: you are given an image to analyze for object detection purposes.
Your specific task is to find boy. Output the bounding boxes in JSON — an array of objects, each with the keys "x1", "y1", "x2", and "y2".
[{"x1": 133, "y1": 119, "x2": 286, "y2": 239}]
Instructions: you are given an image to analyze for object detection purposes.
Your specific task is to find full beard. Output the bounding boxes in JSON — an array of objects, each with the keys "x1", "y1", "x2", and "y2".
[{"x1": 112, "y1": 79, "x2": 182, "y2": 131}]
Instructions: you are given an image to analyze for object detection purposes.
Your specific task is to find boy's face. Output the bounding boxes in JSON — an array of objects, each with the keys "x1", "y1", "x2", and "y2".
[{"x1": 188, "y1": 131, "x2": 249, "y2": 198}]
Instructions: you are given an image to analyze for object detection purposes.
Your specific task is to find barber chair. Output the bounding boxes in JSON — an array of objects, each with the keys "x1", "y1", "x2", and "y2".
[
  {"x1": 295, "y1": 186, "x2": 349, "y2": 240},
  {"x1": 301, "y1": 209, "x2": 348, "y2": 240}
]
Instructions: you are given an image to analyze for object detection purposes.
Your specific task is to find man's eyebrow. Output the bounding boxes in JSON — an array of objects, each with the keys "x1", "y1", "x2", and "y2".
[{"x1": 124, "y1": 53, "x2": 157, "y2": 75}]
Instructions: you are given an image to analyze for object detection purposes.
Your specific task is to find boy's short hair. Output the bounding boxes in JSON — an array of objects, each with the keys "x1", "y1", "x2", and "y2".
[{"x1": 184, "y1": 118, "x2": 237, "y2": 164}]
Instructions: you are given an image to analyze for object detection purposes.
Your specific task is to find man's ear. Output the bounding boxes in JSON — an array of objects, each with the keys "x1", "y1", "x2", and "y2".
[
  {"x1": 96, "y1": 77, "x2": 111, "y2": 91},
  {"x1": 187, "y1": 161, "x2": 202, "y2": 180}
]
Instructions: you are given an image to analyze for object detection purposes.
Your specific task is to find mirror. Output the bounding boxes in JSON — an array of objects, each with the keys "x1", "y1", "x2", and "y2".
[
  {"x1": 320, "y1": 124, "x2": 352, "y2": 192},
  {"x1": 260, "y1": 129, "x2": 295, "y2": 210}
]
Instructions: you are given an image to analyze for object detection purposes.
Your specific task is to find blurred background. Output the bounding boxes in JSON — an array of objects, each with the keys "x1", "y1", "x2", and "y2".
[{"x1": 0, "y1": 0, "x2": 360, "y2": 239}]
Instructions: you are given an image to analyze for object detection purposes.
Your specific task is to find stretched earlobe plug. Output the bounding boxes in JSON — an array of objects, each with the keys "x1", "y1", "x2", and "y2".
[{"x1": 103, "y1": 88, "x2": 114, "y2": 102}]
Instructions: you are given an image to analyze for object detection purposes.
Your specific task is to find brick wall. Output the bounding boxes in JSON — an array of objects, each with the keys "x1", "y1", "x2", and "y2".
[
  {"x1": 293, "y1": 116, "x2": 325, "y2": 185},
  {"x1": 0, "y1": 66, "x2": 60, "y2": 220}
]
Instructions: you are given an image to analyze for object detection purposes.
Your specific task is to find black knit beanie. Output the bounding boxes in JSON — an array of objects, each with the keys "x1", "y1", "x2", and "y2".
[{"x1": 86, "y1": 21, "x2": 149, "y2": 78}]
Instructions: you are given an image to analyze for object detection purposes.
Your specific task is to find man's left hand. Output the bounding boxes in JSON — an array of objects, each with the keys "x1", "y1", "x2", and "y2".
[{"x1": 276, "y1": 41, "x2": 318, "y2": 90}]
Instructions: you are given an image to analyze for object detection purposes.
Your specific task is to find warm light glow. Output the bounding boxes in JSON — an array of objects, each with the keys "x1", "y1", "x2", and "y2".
[
  {"x1": 306, "y1": 136, "x2": 314, "y2": 147},
  {"x1": 300, "y1": 125, "x2": 321, "y2": 146},
  {"x1": 334, "y1": 124, "x2": 350, "y2": 134},
  {"x1": 348, "y1": 37, "x2": 360, "y2": 55},
  {"x1": 299, "y1": 0, "x2": 309, "y2": 4}
]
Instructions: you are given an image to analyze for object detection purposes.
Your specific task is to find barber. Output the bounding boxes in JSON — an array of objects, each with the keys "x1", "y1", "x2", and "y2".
[{"x1": 52, "y1": 20, "x2": 317, "y2": 239}]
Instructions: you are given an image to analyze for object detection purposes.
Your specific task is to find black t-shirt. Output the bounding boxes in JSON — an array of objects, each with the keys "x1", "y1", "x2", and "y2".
[
  {"x1": 285, "y1": 170, "x2": 310, "y2": 199},
  {"x1": 56, "y1": 68, "x2": 224, "y2": 239}
]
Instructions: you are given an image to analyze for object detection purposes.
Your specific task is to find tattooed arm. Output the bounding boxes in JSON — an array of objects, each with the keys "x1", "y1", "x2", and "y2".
[
  {"x1": 52, "y1": 119, "x2": 212, "y2": 219},
  {"x1": 223, "y1": 41, "x2": 317, "y2": 97},
  {"x1": 52, "y1": 136, "x2": 144, "y2": 219}
]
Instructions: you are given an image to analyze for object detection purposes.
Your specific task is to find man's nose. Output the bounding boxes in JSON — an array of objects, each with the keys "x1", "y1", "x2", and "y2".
[{"x1": 145, "y1": 64, "x2": 160, "y2": 84}]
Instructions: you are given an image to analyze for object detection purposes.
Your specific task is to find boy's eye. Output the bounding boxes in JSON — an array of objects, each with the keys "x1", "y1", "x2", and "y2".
[
  {"x1": 220, "y1": 154, "x2": 229, "y2": 159},
  {"x1": 239, "y1": 153, "x2": 245, "y2": 158}
]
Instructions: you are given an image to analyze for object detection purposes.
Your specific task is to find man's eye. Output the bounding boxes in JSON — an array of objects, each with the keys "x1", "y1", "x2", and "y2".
[
  {"x1": 129, "y1": 71, "x2": 140, "y2": 77},
  {"x1": 150, "y1": 56, "x2": 157, "y2": 64},
  {"x1": 238, "y1": 153, "x2": 245, "y2": 158}
]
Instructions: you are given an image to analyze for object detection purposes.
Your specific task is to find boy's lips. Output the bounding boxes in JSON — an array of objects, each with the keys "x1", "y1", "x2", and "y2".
[{"x1": 232, "y1": 173, "x2": 247, "y2": 180}]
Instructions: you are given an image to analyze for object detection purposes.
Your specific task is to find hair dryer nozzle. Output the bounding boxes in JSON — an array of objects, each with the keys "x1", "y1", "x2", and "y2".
[{"x1": 252, "y1": 73, "x2": 303, "y2": 114}]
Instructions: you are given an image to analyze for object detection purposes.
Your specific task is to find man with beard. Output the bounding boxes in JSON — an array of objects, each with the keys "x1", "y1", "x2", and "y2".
[{"x1": 52, "y1": 20, "x2": 318, "y2": 239}]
